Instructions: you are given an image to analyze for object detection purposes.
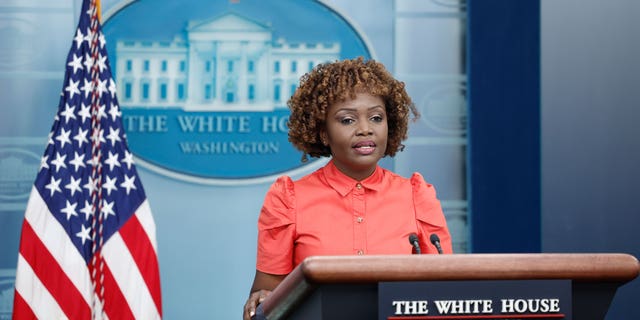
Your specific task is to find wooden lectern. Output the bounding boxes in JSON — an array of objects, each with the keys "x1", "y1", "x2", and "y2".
[{"x1": 258, "y1": 253, "x2": 639, "y2": 320}]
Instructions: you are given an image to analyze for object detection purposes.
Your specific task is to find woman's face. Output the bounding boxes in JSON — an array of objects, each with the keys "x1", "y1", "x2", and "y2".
[{"x1": 322, "y1": 92, "x2": 388, "y2": 181}]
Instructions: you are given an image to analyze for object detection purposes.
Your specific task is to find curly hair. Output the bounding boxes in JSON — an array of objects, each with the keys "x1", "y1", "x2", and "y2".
[{"x1": 287, "y1": 56, "x2": 419, "y2": 161}]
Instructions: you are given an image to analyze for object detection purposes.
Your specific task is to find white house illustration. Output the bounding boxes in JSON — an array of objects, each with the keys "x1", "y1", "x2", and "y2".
[{"x1": 115, "y1": 12, "x2": 341, "y2": 111}]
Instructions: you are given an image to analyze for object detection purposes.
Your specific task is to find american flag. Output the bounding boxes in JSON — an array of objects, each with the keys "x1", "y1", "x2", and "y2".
[{"x1": 12, "y1": 0, "x2": 162, "y2": 318}]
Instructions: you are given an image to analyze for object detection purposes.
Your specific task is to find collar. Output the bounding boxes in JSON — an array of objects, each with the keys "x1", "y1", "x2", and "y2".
[{"x1": 322, "y1": 160, "x2": 384, "y2": 196}]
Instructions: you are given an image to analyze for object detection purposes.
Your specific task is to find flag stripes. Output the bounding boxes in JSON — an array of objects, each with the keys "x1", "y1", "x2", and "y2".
[
  {"x1": 18, "y1": 221, "x2": 92, "y2": 319},
  {"x1": 11, "y1": 288, "x2": 36, "y2": 320},
  {"x1": 118, "y1": 211, "x2": 163, "y2": 311},
  {"x1": 103, "y1": 232, "x2": 161, "y2": 319}
]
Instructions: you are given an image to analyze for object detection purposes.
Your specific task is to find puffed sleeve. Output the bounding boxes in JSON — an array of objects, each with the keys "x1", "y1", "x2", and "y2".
[
  {"x1": 411, "y1": 172, "x2": 453, "y2": 254},
  {"x1": 256, "y1": 175, "x2": 296, "y2": 274}
]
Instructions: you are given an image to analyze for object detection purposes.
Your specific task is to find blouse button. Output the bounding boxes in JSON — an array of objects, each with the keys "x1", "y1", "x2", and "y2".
[
  {"x1": 356, "y1": 217, "x2": 364, "y2": 223},
  {"x1": 357, "y1": 250, "x2": 364, "y2": 255},
  {"x1": 356, "y1": 183, "x2": 362, "y2": 190}
]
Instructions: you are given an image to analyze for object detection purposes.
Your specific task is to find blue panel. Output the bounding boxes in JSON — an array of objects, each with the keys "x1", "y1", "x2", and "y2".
[{"x1": 468, "y1": 0, "x2": 541, "y2": 252}]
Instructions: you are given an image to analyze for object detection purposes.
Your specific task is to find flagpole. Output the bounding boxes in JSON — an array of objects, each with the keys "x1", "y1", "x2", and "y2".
[{"x1": 87, "y1": 0, "x2": 106, "y2": 318}]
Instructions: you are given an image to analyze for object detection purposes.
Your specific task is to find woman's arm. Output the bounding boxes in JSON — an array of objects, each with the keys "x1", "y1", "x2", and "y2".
[{"x1": 243, "y1": 270, "x2": 287, "y2": 320}]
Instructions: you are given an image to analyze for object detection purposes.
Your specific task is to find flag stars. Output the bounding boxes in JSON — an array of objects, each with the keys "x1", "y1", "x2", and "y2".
[
  {"x1": 91, "y1": 128, "x2": 105, "y2": 146},
  {"x1": 98, "y1": 32, "x2": 106, "y2": 49},
  {"x1": 40, "y1": 155, "x2": 49, "y2": 171},
  {"x1": 73, "y1": 128, "x2": 89, "y2": 148},
  {"x1": 84, "y1": 27, "x2": 95, "y2": 46},
  {"x1": 108, "y1": 79, "x2": 117, "y2": 98},
  {"x1": 59, "y1": 103, "x2": 76, "y2": 124},
  {"x1": 73, "y1": 29, "x2": 84, "y2": 49},
  {"x1": 55, "y1": 128, "x2": 72, "y2": 149},
  {"x1": 65, "y1": 176, "x2": 83, "y2": 196},
  {"x1": 65, "y1": 79, "x2": 80, "y2": 99},
  {"x1": 75, "y1": 224, "x2": 92, "y2": 245},
  {"x1": 101, "y1": 200, "x2": 115, "y2": 220},
  {"x1": 68, "y1": 54, "x2": 83, "y2": 74},
  {"x1": 60, "y1": 200, "x2": 78, "y2": 220},
  {"x1": 83, "y1": 177, "x2": 96, "y2": 195},
  {"x1": 45, "y1": 177, "x2": 62, "y2": 197},
  {"x1": 98, "y1": 104, "x2": 107, "y2": 120},
  {"x1": 108, "y1": 103, "x2": 121, "y2": 121},
  {"x1": 105, "y1": 151, "x2": 121, "y2": 171},
  {"x1": 103, "y1": 176, "x2": 118, "y2": 196},
  {"x1": 85, "y1": 6, "x2": 95, "y2": 18},
  {"x1": 69, "y1": 152, "x2": 86, "y2": 171},
  {"x1": 78, "y1": 103, "x2": 92, "y2": 123},
  {"x1": 97, "y1": 53, "x2": 107, "y2": 73},
  {"x1": 120, "y1": 175, "x2": 137, "y2": 195},
  {"x1": 83, "y1": 53, "x2": 94, "y2": 72},
  {"x1": 122, "y1": 151, "x2": 135, "y2": 170},
  {"x1": 86, "y1": 154, "x2": 100, "y2": 169},
  {"x1": 50, "y1": 152, "x2": 67, "y2": 173},
  {"x1": 96, "y1": 79, "x2": 108, "y2": 97},
  {"x1": 81, "y1": 78, "x2": 94, "y2": 98},
  {"x1": 80, "y1": 200, "x2": 94, "y2": 220},
  {"x1": 106, "y1": 127, "x2": 121, "y2": 146}
]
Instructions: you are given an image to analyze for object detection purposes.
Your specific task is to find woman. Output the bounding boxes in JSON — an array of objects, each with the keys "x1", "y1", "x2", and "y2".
[{"x1": 243, "y1": 57, "x2": 452, "y2": 319}]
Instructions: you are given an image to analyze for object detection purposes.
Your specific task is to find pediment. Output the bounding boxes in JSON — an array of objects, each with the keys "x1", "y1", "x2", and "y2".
[{"x1": 188, "y1": 12, "x2": 270, "y2": 33}]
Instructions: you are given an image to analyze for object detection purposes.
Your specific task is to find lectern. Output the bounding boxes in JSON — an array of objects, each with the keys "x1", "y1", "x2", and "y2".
[{"x1": 258, "y1": 253, "x2": 639, "y2": 320}]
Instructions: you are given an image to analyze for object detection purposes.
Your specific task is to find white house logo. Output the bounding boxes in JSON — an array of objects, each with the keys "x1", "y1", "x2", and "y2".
[{"x1": 103, "y1": 0, "x2": 372, "y2": 184}]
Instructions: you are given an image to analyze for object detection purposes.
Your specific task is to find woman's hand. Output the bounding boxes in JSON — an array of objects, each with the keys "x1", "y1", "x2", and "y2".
[
  {"x1": 243, "y1": 289, "x2": 271, "y2": 320},
  {"x1": 243, "y1": 271, "x2": 286, "y2": 320}
]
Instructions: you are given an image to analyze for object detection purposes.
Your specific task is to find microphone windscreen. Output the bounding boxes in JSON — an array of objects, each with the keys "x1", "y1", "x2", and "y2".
[
  {"x1": 430, "y1": 233, "x2": 440, "y2": 245},
  {"x1": 409, "y1": 233, "x2": 419, "y2": 244}
]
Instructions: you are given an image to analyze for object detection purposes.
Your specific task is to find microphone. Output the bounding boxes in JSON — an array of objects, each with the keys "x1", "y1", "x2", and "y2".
[
  {"x1": 430, "y1": 233, "x2": 443, "y2": 254},
  {"x1": 408, "y1": 233, "x2": 421, "y2": 254}
]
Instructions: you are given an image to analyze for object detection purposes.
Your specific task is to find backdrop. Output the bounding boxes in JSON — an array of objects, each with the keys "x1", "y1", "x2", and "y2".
[
  {"x1": 0, "y1": 1, "x2": 468, "y2": 318},
  {"x1": 1, "y1": 0, "x2": 639, "y2": 319}
]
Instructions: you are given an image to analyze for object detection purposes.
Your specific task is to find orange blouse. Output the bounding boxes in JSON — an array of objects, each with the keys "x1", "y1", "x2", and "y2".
[{"x1": 256, "y1": 160, "x2": 452, "y2": 275}]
